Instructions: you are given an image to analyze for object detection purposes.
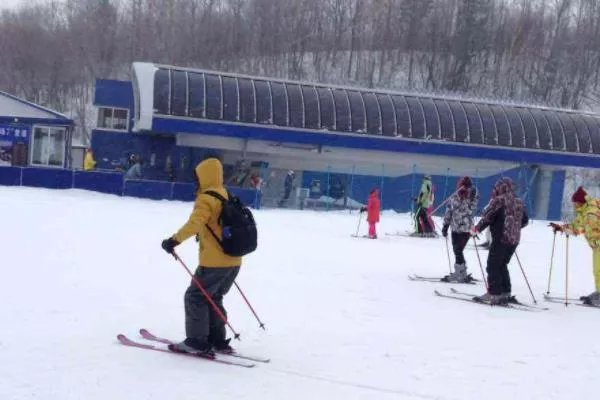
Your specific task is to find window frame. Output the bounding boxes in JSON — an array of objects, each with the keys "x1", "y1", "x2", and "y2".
[
  {"x1": 96, "y1": 106, "x2": 130, "y2": 132},
  {"x1": 29, "y1": 125, "x2": 68, "y2": 168}
]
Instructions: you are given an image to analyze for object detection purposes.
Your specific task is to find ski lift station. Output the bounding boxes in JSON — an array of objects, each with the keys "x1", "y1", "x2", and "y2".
[{"x1": 2, "y1": 61, "x2": 600, "y2": 220}]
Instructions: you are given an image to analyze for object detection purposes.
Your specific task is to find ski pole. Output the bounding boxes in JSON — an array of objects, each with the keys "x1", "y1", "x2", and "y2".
[
  {"x1": 172, "y1": 251, "x2": 241, "y2": 340},
  {"x1": 514, "y1": 251, "x2": 536, "y2": 304},
  {"x1": 472, "y1": 236, "x2": 488, "y2": 292},
  {"x1": 234, "y1": 281, "x2": 266, "y2": 330},
  {"x1": 430, "y1": 186, "x2": 464, "y2": 215},
  {"x1": 546, "y1": 231, "x2": 557, "y2": 295},
  {"x1": 354, "y1": 211, "x2": 362, "y2": 237},
  {"x1": 565, "y1": 234, "x2": 570, "y2": 307},
  {"x1": 444, "y1": 235, "x2": 453, "y2": 274}
]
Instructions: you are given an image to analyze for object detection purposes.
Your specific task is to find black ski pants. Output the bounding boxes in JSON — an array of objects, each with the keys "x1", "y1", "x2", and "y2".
[
  {"x1": 486, "y1": 242, "x2": 517, "y2": 295},
  {"x1": 451, "y1": 232, "x2": 471, "y2": 265},
  {"x1": 184, "y1": 266, "x2": 240, "y2": 345},
  {"x1": 414, "y1": 206, "x2": 433, "y2": 233}
]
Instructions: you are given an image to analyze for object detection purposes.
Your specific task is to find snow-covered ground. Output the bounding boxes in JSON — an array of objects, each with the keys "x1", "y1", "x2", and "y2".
[{"x1": 1, "y1": 186, "x2": 598, "y2": 400}]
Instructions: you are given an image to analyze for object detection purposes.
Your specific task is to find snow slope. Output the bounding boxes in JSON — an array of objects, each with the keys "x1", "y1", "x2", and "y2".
[{"x1": 0, "y1": 186, "x2": 598, "y2": 400}]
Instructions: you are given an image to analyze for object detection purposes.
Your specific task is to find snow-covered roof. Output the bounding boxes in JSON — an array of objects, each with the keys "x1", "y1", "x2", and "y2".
[{"x1": 0, "y1": 91, "x2": 71, "y2": 121}]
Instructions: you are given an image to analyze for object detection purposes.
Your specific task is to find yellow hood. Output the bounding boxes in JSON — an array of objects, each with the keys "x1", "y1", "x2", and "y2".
[{"x1": 195, "y1": 158, "x2": 223, "y2": 191}]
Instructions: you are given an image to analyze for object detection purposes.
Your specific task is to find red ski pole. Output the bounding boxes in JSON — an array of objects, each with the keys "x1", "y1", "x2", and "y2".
[
  {"x1": 172, "y1": 251, "x2": 241, "y2": 340},
  {"x1": 234, "y1": 281, "x2": 266, "y2": 330}
]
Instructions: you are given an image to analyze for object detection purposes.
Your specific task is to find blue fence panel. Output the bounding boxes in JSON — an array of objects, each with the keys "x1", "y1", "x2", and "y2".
[
  {"x1": 21, "y1": 167, "x2": 73, "y2": 189},
  {"x1": 172, "y1": 182, "x2": 196, "y2": 202},
  {"x1": 547, "y1": 170, "x2": 566, "y2": 221},
  {"x1": 227, "y1": 187, "x2": 258, "y2": 206},
  {"x1": 0, "y1": 166, "x2": 22, "y2": 186},
  {"x1": 73, "y1": 170, "x2": 123, "y2": 196},
  {"x1": 124, "y1": 179, "x2": 172, "y2": 200}
]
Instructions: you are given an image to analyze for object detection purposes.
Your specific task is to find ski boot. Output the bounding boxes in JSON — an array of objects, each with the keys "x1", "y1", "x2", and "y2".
[
  {"x1": 473, "y1": 292, "x2": 503, "y2": 305},
  {"x1": 169, "y1": 338, "x2": 215, "y2": 357},
  {"x1": 212, "y1": 338, "x2": 234, "y2": 354},
  {"x1": 441, "y1": 264, "x2": 473, "y2": 283},
  {"x1": 580, "y1": 291, "x2": 600, "y2": 306}
]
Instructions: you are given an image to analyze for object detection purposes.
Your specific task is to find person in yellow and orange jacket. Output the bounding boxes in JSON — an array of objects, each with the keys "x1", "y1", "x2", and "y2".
[
  {"x1": 83, "y1": 148, "x2": 96, "y2": 170},
  {"x1": 161, "y1": 156, "x2": 242, "y2": 356},
  {"x1": 550, "y1": 186, "x2": 600, "y2": 306}
]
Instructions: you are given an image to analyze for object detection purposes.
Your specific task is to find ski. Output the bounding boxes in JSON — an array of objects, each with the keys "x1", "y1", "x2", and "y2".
[
  {"x1": 408, "y1": 275, "x2": 479, "y2": 285},
  {"x1": 434, "y1": 289, "x2": 539, "y2": 311},
  {"x1": 117, "y1": 334, "x2": 255, "y2": 368},
  {"x1": 139, "y1": 329, "x2": 270, "y2": 363},
  {"x1": 385, "y1": 231, "x2": 439, "y2": 238},
  {"x1": 450, "y1": 288, "x2": 549, "y2": 311},
  {"x1": 543, "y1": 293, "x2": 581, "y2": 303},
  {"x1": 350, "y1": 234, "x2": 377, "y2": 240}
]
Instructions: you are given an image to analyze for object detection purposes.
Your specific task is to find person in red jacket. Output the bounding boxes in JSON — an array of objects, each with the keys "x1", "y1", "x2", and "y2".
[{"x1": 360, "y1": 188, "x2": 381, "y2": 239}]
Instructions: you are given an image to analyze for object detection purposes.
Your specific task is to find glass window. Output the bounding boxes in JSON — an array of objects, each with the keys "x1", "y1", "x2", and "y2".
[
  {"x1": 222, "y1": 76, "x2": 239, "y2": 121},
  {"x1": 270, "y1": 82, "x2": 287, "y2": 126},
  {"x1": 153, "y1": 69, "x2": 170, "y2": 114},
  {"x1": 491, "y1": 107, "x2": 511, "y2": 146},
  {"x1": 333, "y1": 89, "x2": 350, "y2": 132},
  {"x1": 171, "y1": 70, "x2": 187, "y2": 116},
  {"x1": 238, "y1": 78, "x2": 255, "y2": 123},
  {"x1": 188, "y1": 73, "x2": 205, "y2": 118},
  {"x1": 421, "y1": 98, "x2": 440, "y2": 139},
  {"x1": 286, "y1": 84, "x2": 304, "y2": 128},
  {"x1": 406, "y1": 97, "x2": 425, "y2": 139},
  {"x1": 558, "y1": 114, "x2": 579, "y2": 152},
  {"x1": 347, "y1": 91, "x2": 366, "y2": 132},
  {"x1": 204, "y1": 74, "x2": 222, "y2": 120},
  {"x1": 476, "y1": 104, "x2": 497, "y2": 145},
  {"x1": 545, "y1": 112, "x2": 565, "y2": 151},
  {"x1": 377, "y1": 94, "x2": 396, "y2": 137},
  {"x1": 569, "y1": 114, "x2": 592, "y2": 154},
  {"x1": 317, "y1": 88, "x2": 335, "y2": 130},
  {"x1": 391, "y1": 95, "x2": 410, "y2": 137},
  {"x1": 30, "y1": 126, "x2": 66, "y2": 168},
  {"x1": 463, "y1": 103, "x2": 483, "y2": 144},
  {"x1": 434, "y1": 100, "x2": 454, "y2": 141},
  {"x1": 363, "y1": 92, "x2": 381, "y2": 135},
  {"x1": 448, "y1": 101, "x2": 468, "y2": 142},
  {"x1": 302, "y1": 85, "x2": 319, "y2": 130},
  {"x1": 517, "y1": 109, "x2": 537, "y2": 149},
  {"x1": 504, "y1": 108, "x2": 525, "y2": 147},
  {"x1": 530, "y1": 110, "x2": 551, "y2": 150},
  {"x1": 97, "y1": 107, "x2": 128, "y2": 131},
  {"x1": 254, "y1": 80, "x2": 271, "y2": 124},
  {"x1": 583, "y1": 116, "x2": 600, "y2": 154}
]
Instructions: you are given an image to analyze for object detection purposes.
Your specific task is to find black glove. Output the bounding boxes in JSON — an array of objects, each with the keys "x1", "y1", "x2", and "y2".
[
  {"x1": 195, "y1": 233, "x2": 200, "y2": 243},
  {"x1": 360, "y1": 207, "x2": 367, "y2": 213},
  {"x1": 161, "y1": 237, "x2": 180, "y2": 255},
  {"x1": 441, "y1": 224, "x2": 449, "y2": 237},
  {"x1": 548, "y1": 223, "x2": 563, "y2": 233}
]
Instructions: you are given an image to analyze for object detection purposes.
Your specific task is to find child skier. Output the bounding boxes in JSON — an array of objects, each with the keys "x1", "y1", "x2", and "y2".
[
  {"x1": 549, "y1": 186, "x2": 600, "y2": 306},
  {"x1": 441, "y1": 177, "x2": 478, "y2": 283},
  {"x1": 360, "y1": 188, "x2": 381, "y2": 239},
  {"x1": 413, "y1": 175, "x2": 435, "y2": 237},
  {"x1": 471, "y1": 177, "x2": 529, "y2": 305}
]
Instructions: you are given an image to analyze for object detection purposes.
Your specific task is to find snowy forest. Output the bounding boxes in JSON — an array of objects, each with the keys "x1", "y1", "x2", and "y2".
[{"x1": 1, "y1": 0, "x2": 600, "y2": 143}]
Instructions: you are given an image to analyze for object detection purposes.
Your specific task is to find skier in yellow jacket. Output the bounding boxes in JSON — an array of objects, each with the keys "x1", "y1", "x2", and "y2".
[
  {"x1": 83, "y1": 148, "x2": 96, "y2": 170},
  {"x1": 161, "y1": 156, "x2": 242, "y2": 355},
  {"x1": 550, "y1": 186, "x2": 600, "y2": 306}
]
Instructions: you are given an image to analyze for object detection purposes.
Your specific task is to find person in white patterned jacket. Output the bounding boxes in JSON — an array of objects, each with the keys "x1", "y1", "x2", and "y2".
[{"x1": 441, "y1": 176, "x2": 479, "y2": 283}]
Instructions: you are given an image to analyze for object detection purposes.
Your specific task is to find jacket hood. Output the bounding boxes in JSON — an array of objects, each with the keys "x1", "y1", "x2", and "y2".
[
  {"x1": 370, "y1": 188, "x2": 379, "y2": 196},
  {"x1": 195, "y1": 158, "x2": 224, "y2": 191},
  {"x1": 493, "y1": 177, "x2": 514, "y2": 197}
]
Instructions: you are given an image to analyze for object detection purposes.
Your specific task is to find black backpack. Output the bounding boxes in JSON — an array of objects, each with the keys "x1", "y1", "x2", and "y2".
[{"x1": 204, "y1": 190, "x2": 257, "y2": 257}]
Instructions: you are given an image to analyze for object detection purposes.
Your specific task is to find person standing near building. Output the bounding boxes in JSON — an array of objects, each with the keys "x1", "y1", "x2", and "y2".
[
  {"x1": 278, "y1": 170, "x2": 295, "y2": 207},
  {"x1": 441, "y1": 177, "x2": 478, "y2": 283},
  {"x1": 550, "y1": 186, "x2": 600, "y2": 306},
  {"x1": 83, "y1": 148, "x2": 96, "y2": 171},
  {"x1": 471, "y1": 177, "x2": 529, "y2": 305},
  {"x1": 360, "y1": 188, "x2": 381, "y2": 239},
  {"x1": 413, "y1": 175, "x2": 435, "y2": 236}
]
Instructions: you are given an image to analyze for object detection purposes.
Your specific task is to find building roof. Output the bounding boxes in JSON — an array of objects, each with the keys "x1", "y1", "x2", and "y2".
[
  {"x1": 131, "y1": 62, "x2": 600, "y2": 157},
  {"x1": 0, "y1": 90, "x2": 72, "y2": 124}
]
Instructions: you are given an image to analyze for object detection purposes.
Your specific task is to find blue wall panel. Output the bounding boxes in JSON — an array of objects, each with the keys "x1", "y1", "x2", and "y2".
[
  {"x1": 124, "y1": 180, "x2": 172, "y2": 200},
  {"x1": 172, "y1": 182, "x2": 196, "y2": 202},
  {"x1": 0, "y1": 166, "x2": 22, "y2": 186},
  {"x1": 547, "y1": 170, "x2": 566, "y2": 221},
  {"x1": 74, "y1": 170, "x2": 123, "y2": 196},
  {"x1": 94, "y1": 79, "x2": 134, "y2": 109},
  {"x1": 21, "y1": 167, "x2": 72, "y2": 189}
]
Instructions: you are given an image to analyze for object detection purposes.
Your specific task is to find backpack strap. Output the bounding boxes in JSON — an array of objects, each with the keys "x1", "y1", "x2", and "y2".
[{"x1": 202, "y1": 190, "x2": 227, "y2": 245}]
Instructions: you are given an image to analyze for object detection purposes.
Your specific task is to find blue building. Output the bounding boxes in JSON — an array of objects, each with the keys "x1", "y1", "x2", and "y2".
[
  {"x1": 89, "y1": 62, "x2": 600, "y2": 220},
  {"x1": 0, "y1": 91, "x2": 74, "y2": 171}
]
